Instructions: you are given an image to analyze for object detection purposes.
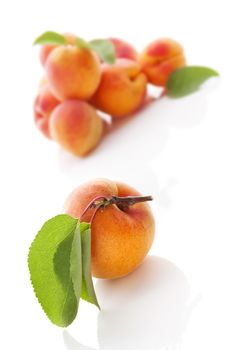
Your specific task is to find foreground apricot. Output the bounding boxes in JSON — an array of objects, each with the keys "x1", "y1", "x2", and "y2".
[
  {"x1": 64, "y1": 179, "x2": 155, "y2": 278},
  {"x1": 46, "y1": 46, "x2": 101, "y2": 100},
  {"x1": 109, "y1": 38, "x2": 138, "y2": 61},
  {"x1": 139, "y1": 38, "x2": 186, "y2": 86},
  {"x1": 39, "y1": 33, "x2": 76, "y2": 66},
  {"x1": 91, "y1": 59, "x2": 147, "y2": 117},
  {"x1": 49, "y1": 100, "x2": 103, "y2": 156},
  {"x1": 34, "y1": 83, "x2": 60, "y2": 138}
]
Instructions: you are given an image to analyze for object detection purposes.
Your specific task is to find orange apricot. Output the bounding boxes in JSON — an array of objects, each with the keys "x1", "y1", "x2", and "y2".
[
  {"x1": 139, "y1": 38, "x2": 186, "y2": 86},
  {"x1": 49, "y1": 100, "x2": 103, "y2": 156},
  {"x1": 64, "y1": 179, "x2": 155, "y2": 278},
  {"x1": 91, "y1": 59, "x2": 147, "y2": 117},
  {"x1": 45, "y1": 46, "x2": 101, "y2": 100}
]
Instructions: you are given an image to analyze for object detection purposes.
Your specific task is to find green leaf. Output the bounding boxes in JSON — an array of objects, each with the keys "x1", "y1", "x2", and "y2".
[
  {"x1": 28, "y1": 214, "x2": 99, "y2": 327},
  {"x1": 53, "y1": 233, "x2": 79, "y2": 327},
  {"x1": 89, "y1": 39, "x2": 116, "y2": 64},
  {"x1": 166, "y1": 66, "x2": 219, "y2": 98},
  {"x1": 69, "y1": 222, "x2": 84, "y2": 301},
  {"x1": 33, "y1": 31, "x2": 66, "y2": 45},
  {"x1": 80, "y1": 224, "x2": 100, "y2": 309},
  {"x1": 28, "y1": 214, "x2": 79, "y2": 327}
]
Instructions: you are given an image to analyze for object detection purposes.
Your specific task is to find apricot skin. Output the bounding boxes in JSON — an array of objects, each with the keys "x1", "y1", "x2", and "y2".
[
  {"x1": 34, "y1": 83, "x2": 60, "y2": 139},
  {"x1": 64, "y1": 179, "x2": 155, "y2": 279},
  {"x1": 109, "y1": 38, "x2": 138, "y2": 61},
  {"x1": 45, "y1": 46, "x2": 101, "y2": 101},
  {"x1": 49, "y1": 100, "x2": 103, "y2": 157},
  {"x1": 139, "y1": 38, "x2": 186, "y2": 86},
  {"x1": 39, "y1": 33, "x2": 76, "y2": 66},
  {"x1": 91, "y1": 59, "x2": 147, "y2": 118}
]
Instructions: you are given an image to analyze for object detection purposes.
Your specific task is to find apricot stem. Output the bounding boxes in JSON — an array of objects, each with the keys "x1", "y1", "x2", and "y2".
[
  {"x1": 80, "y1": 195, "x2": 153, "y2": 222},
  {"x1": 89, "y1": 195, "x2": 153, "y2": 212},
  {"x1": 110, "y1": 195, "x2": 153, "y2": 211}
]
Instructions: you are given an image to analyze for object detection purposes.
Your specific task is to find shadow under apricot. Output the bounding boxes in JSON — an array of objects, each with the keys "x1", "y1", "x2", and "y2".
[{"x1": 64, "y1": 255, "x2": 198, "y2": 350}]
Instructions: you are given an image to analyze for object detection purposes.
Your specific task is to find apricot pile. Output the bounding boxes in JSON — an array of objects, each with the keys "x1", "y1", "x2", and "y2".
[{"x1": 34, "y1": 34, "x2": 186, "y2": 156}]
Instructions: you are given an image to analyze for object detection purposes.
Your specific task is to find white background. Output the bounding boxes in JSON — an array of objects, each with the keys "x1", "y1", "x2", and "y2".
[{"x1": 0, "y1": 0, "x2": 233, "y2": 349}]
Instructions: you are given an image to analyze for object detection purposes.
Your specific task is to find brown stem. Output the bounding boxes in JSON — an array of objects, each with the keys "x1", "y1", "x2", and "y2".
[
  {"x1": 85, "y1": 194, "x2": 153, "y2": 213},
  {"x1": 80, "y1": 195, "x2": 153, "y2": 222},
  {"x1": 110, "y1": 195, "x2": 153, "y2": 211}
]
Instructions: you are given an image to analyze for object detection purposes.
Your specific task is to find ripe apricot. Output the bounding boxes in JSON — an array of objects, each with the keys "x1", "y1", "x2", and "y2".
[
  {"x1": 49, "y1": 100, "x2": 103, "y2": 156},
  {"x1": 46, "y1": 46, "x2": 101, "y2": 100},
  {"x1": 64, "y1": 179, "x2": 155, "y2": 278},
  {"x1": 91, "y1": 59, "x2": 147, "y2": 117},
  {"x1": 139, "y1": 38, "x2": 186, "y2": 86}
]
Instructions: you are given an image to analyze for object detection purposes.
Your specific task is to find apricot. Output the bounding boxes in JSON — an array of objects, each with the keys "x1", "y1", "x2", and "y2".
[
  {"x1": 45, "y1": 46, "x2": 101, "y2": 101},
  {"x1": 49, "y1": 100, "x2": 103, "y2": 156},
  {"x1": 109, "y1": 38, "x2": 138, "y2": 61},
  {"x1": 139, "y1": 38, "x2": 186, "y2": 86},
  {"x1": 64, "y1": 179, "x2": 155, "y2": 279},
  {"x1": 91, "y1": 59, "x2": 147, "y2": 117},
  {"x1": 34, "y1": 83, "x2": 60, "y2": 139},
  {"x1": 39, "y1": 33, "x2": 76, "y2": 66}
]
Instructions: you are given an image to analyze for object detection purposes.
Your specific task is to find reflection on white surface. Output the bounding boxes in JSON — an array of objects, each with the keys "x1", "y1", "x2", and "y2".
[
  {"x1": 57, "y1": 90, "x2": 209, "y2": 185},
  {"x1": 64, "y1": 256, "x2": 197, "y2": 350}
]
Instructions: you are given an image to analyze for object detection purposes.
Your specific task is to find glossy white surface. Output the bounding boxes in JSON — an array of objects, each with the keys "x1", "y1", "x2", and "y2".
[{"x1": 0, "y1": 0, "x2": 233, "y2": 349}]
